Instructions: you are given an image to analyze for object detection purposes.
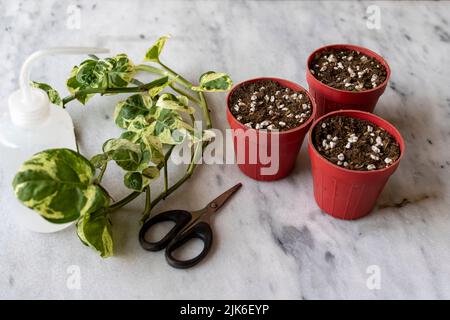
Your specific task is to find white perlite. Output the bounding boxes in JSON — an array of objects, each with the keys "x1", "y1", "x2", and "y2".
[
  {"x1": 375, "y1": 136, "x2": 383, "y2": 146},
  {"x1": 337, "y1": 153, "x2": 345, "y2": 161},
  {"x1": 384, "y1": 157, "x2": 393, "y2": 164},
  {"x1": 367, "y1": 164, "x2": 376, "y2": 170},
  {"x1": 348, "y1": 134, "x2": 358, "y2": 143}
]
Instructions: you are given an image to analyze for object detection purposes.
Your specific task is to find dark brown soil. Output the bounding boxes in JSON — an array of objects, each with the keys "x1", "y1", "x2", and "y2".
[
  {"x1": 229, "y1": 79, "x2": 313, "y2": 131},
  {"x1": 313, "y1": 116, "x2": 400, "y2": 171},
  {"x1": 309, "y1": 48, "x2": 387, "y2": 92}
]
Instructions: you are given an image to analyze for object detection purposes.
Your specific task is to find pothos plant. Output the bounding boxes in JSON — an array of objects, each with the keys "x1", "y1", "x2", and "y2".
[{"x1": 12, "y1": 35, "x2": 232, "y2": 258}]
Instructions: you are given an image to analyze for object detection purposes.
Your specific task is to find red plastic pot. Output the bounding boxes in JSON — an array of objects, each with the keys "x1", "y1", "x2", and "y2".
[
  {"x1": 226, "y1": 77, "x2": 317, "y2": 181},
  {"x1": 306, "y1": 44, "x2": 391, "y2": 117},
  {"x1": 308, "y1": 110, "x2": 405, "y2": 220}
]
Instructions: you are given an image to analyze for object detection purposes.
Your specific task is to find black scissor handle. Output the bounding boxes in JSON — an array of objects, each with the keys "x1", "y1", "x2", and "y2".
[
  {"x1": 139, "y1": 210, "x2": 192, "y2": 251},
  {"x1": 165, "y1": 222, "x2": 213, "y2": 269}
]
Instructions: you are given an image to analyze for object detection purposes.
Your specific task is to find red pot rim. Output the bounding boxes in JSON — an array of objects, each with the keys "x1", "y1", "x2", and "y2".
[
  {"x1": 306, "y1": 44, "x2": 391, "y2": 95},
  {"x1": 308, "y1": 109, "x2": 405, "y2": 174},
  {"x1": 226, "y1": 77, "x2": 317, "y2": 135}
]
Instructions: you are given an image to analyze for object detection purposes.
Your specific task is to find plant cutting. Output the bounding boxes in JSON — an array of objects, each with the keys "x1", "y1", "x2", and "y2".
[
  {"x1": 226, "y1": 78, "x2": 316, "y2": 181},
  {"x1": 306, "y1": 44, "x2": 391, "y2": 117},
  {"x1": 12, "y1": 35, "x2": 233, "y2": 257},
  {"x1": 308, "y1": 110, "x2": 405, "y2": 220}
]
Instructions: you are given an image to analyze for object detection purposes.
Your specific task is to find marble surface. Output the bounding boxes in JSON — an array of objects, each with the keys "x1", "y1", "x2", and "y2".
[{"x1": 1, "y1": 0, "x2": 450, "y2": 299}]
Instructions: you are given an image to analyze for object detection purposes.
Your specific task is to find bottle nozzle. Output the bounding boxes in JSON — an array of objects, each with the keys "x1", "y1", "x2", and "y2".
[
  {"x1": 10, "y1": 47, "x2": 110, "y2": 127},
  {"x1": 19, "y1": 47, "x2": 110, "y2": 105}
]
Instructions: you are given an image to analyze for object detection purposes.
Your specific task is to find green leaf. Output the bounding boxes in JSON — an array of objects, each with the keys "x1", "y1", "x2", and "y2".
[
  {"x1": 76, "y1": 208, "x2": 113, "y2": 258},
  {"x1": 124, "y1": 172, "x2": 145, "y2": 191},
  {"x1": 105, "y1": 53, "x2": 135, "y2": 87},
  {"x1": 144, "y1": 35, "x2": 170, "y2": 62},
  {"x1": 114, "y1": 94, "x2": 152, "y2": 129},
  {"x1": 12, "y1": 149, "x2": 109, "y2": 224},
  {"x1": 90, "y1": 153, "x2": 108, "y2": 169},
  {"x1": 120, "y1": 130, "x2": 141, "y2": 143},
  {"x1": 142, "y1": 133, "x2": 164, "y2": 165},
  {"x1": 156, "y1": 93, "x2": 195, "y2": 114},
  {"x1": 191, "y1": 71, "x2": 233, "y2": 92},
  {"x1": 124, "y1": 166, "x2": 160, "y2": 192},
  {"x1": 103, "y1": 139, "x2": 143, "y2": 171},
  {"x1": 142, "y1": 166, "x2": 160, "y2": 180},
  {"x1": 30, "y1": 81, "x2": 62, "y2": 106},
  {"x1": 67, "y1": 54, "x2": 135, "y2": 104},
  {"x1": 147, "y1": 76, "x2": 173, "y2": 98}
]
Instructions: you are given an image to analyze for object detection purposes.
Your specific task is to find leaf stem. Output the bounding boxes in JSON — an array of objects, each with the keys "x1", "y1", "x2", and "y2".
[
  {"x1": 147, "y1": 141, "x2": 203, "y2": 215},
  {"x1": 163, "y1": 156, "x2": 168, "y2": 199},
  {"x1": 169, "y1": 84, "x2": 201, "y2": 104},
  {"x1": 97, "y1": 163, "x2": 107, "y2": 183},
  {"x1": 141, "y1": 187, "x2": 152, "y2": 223},
  {"x1": 134, "y1": 64, "x2": 166, "y2": 76},
  {"x1": 158, "y1": 61, "x2": 194, "y2": 88},
  {"x1": 62, "y1": 81, "x2": 165, "y2": 106},
  {"x1": 108, "y1": 191, "x2": 141, "y2": 211},
  {"x1": 199, "y1": 92, "x2": 212, "y2": 129}
]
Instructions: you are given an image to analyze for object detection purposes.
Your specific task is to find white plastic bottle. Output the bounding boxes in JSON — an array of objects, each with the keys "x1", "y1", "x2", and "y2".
[{"x1": 0, "y1": 47, "x2": 109, "y2": 233}]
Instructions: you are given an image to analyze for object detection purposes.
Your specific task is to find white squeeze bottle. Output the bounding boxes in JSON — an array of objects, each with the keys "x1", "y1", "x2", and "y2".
[{"x1": 0, "y1": 47, "x2": 109, "y2": 233}]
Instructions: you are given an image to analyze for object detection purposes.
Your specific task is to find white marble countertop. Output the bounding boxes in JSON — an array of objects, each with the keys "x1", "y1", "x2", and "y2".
[{"x1": 1, "y1": 0, "x2": 449, "y2": 299}]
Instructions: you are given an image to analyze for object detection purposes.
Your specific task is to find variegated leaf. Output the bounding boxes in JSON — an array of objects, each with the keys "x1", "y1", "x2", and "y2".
[
  {"x1": 156, "y1": 93, "x2": 195, "y2": 114},
  {"x1": 12, "y1": 149, "x2": 109, "y2": 224},
  {"x1": 102, "y1": 138, "x2": 143, "y2": 171},
  {"x1": 30, "y1": 81, "x2": 62, "y2": 106},
  {"x1": 105, "y1": 53, "x2": 135, "y2": 87},
  {"x1": 144, "y1": 35, "x2": 170, "y2": 62},
  {"x1": 123, "y1": 166, "x2": 159, "y2": 192},
  {"x1": 191, "y1": 71, "x2": 233, "y2": 92},
  {"x1": 147, "y1": 76, "x2": 174, "y2": 98},
  {"x1": 67, "y1": 54, "x2": 135, "y2": 104},
  {"x1": 77, "y1": 208, "x2": 113, "y2": 258},
  {"x1": 114, "y1": 94, "x2": 152, "y2": 129}
]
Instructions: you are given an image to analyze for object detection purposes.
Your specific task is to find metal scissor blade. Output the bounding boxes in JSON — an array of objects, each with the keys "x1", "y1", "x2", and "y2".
[{"x1": 205, "y1": 182, "x2": 242, "y2": 213}]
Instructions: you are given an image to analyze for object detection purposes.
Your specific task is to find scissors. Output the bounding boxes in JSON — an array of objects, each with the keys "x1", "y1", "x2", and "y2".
[{"x1": 139, "y1": 183, "x2": 242, "y2": 269}]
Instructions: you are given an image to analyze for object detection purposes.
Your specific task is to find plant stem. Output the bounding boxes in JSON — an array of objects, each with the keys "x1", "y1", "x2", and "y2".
[
  {"x1": 63, "y1": 84, "x2": 153, "y2": 106},
  {"x1": 169, "y1": 84, "x2": 201, "y2": 104},
  {"x1": 97, "y1": 163, "x2": 107, "y2": 183},
  {"x1": 148, "y1": 141, "x2": 203, "y2": 212},
  {"x1": 158, "y1": 61, "x2": 194, "y2": 88},
  {"x1": 108, "y1": 145, "x2": 175, "y2": 212},
  {"x1": 199, "y1": 92, "x2": 212, "y2": 129},
  {"x1": 141, "y1": 187, "x2": 152, "y2": 223},
  {"x1": 163, "y1": 156, "x2": 168, "y2": 199},
  {"x1": 134, "y1": 64, "x2": 166, "y2": 76},
  {"x1": 106, "y1": 63, "x2": 213, "y2": 216},
  {"x1": 108, "y1": 191, "x2": 141, "y2": 211}
]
